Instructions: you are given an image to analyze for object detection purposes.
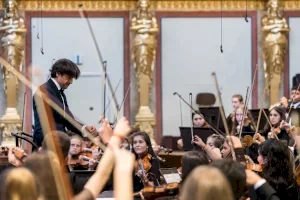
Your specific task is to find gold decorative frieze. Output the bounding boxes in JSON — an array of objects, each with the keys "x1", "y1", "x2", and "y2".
[{"x1": 0, "y1": 1, "x2": 298, "y2": 11}]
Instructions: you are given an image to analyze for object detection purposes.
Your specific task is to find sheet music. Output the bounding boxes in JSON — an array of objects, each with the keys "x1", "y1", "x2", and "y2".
[{"x1": 163, "y1": 173, "x2": 182, "y2": 184}]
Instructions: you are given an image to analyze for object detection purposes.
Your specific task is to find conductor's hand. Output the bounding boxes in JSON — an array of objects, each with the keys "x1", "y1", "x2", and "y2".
[{"x1": 85, "y1": 125, "x2": 98, "y2": 136}]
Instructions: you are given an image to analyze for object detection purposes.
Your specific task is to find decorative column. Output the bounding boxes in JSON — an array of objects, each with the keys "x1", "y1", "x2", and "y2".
[
  {"x1": 130, "y1": 0, "x2": 159, "y2": 144},
  {"x1": 0, "y1": 0, "x2": 26, "y2": 146},
  {"x1": 262, "y1": 0, "x2": 289, "y2": 105}
]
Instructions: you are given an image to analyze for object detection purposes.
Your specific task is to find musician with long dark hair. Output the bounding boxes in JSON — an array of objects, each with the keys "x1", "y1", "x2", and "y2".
[
  {"x1": 131, "y1": 132, "x2": 161, "y2": 192},
  {"x1": 258, "y1": 139, "x2": 299, "y2": 199}
]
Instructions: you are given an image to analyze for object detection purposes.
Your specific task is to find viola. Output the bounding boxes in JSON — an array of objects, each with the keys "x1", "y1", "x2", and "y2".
[
  {"x1": 272, "y1": 126, "x2": 281, "y2": 135},
  {"x1": 82, "y1": 147, "x2": 103, "y2": 160},
  {"x1": 68, "y1": 154, "x2": 89, "y2": 169},
  {"x1": 135, "y1": 153, "x2": 152, "y2": 185},
  {"x1": 133, "y1": 182, "x2": 180, "y2": 200},
  {"x1": 241, "y1": 135, "x2": 254, "y2": 148}
]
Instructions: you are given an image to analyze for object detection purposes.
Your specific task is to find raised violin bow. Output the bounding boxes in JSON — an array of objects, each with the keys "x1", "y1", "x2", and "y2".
[
  {"x1": 211, "y1": 72, "x2": 236, "y2": 161},
  {"x1": 78, "y1": 5, "x2": 120, "y2": 121},
  {"x1": 173, "y1": 92, "x2": 226, "y2": 137}
]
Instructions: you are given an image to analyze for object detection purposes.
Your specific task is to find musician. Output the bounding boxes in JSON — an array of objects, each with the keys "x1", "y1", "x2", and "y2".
[
  {"x1": 33, "y1": 58, "x2": 97, "y2": 147},
  {"x1": 231, "y1": 105, "x2": 255, "y2": 135},
  {"x1": 193, "y1": 134, "x2": 223, "y2": 160},
  {"x1": 257, "y1": 139, "x2": 299, "y2": 199},
  {"x1": 280, "y1": 86, "x2": 297, "y2": 108},
  {"x1": 221, "y1": 140, "x2": 232, "y2": 159},
  {"x1": 281, "y1": 85, "x2": 300, "y2": 109},
  {"x1": 177, "y1": 113, "x2": 208, "y2": 149},
  {"x1": 261, "y1": 106, "x2": 293, "y2": 145},
  {"x1": 131, "y1": 132, "x2": 161, "y2": 192},
  {"x1": 226, "y1": 94, "x2": 244, "y2": 131},
  {"x1": 68, "y1": 136, "x2": 96, "y2": 170}
]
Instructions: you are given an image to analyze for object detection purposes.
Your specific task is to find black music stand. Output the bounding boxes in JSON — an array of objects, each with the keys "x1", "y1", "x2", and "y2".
[
  {"x1": 199, "y1": 107, "x2": 224, "y2": 130},
  {"x1": 179, "y1": 127, "x2": 214, "y2": 151},
  {"x1": 249, "y1": 109, "x2": 269, "y2": 131}
]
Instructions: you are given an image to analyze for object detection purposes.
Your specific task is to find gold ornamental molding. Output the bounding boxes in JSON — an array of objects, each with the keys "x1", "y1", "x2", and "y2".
[{"x1": 0, "y1": 1, "x2": 299, "y2": 11}]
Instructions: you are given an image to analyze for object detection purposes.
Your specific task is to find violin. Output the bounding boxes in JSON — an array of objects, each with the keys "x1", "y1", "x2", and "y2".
[
  {"x1": 272, "y1": 126, "x2": 281, "y2": 135},
  {"x1": 133, "y1": 182, "x2": 180, "y2": 200},
  {"x1": 295, "y1": 164, "x2": 300, "y2": 186},
  {"x1": 241, "y1": 135, "x2": 254, "y2": 148},
  {"x1": 82, "y1": 147, "x2": 103, "y2": 160},
  {"x1": 68, "y1": 154, "x2": 89, "y2": 169},
  {"x1": 0, "y1": 147, "x2": 28, "y2": 161},
  {"x1": 246, "y1": 163, "x2": 263, "y2": 173},
  {"x1": 135, "y1": 153, "x2": 152, "y2": 186}
]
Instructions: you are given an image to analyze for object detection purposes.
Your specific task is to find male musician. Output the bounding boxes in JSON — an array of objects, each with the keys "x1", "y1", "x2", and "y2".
[
  {"x1": 280, "y1": 86, "x2": 300, "y2": 109},
  {"x1": 33, "y1": 58, "x2": 97, "y2": 147}
]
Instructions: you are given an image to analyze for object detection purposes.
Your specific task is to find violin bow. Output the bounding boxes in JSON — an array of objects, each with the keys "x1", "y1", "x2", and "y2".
[
  {"x1": 286, "y1": 83, "x2": 300, "y2": 121},
  {"x1": 99, "y1": 78, "x2": 122, "y2": 123},
  {"x1": 189, "y1": 93, "x2": 195, "y2": 145},
  {"x1": 78, "y1": 5, "x2": 120, "y2": 121},
  {"x1": 113, "y1": 81, "x2": 131, "y2": 125},
  {"x1": 260, "y1": 89, "x2": 279, "y2": 140},
  {"x1": 211, "y1": 72, "x2": 236, "y2": 161},
  {"x1": 173, "y1": 92, "x2": 225, "y2": 137},
  {"x1": 34, "y1": 83, "x2": 73, "y2": 199},
  {"x1": 239, "y1": 64, "x2": 258, "y2": 139},
  {"x1": 238, "y1": 87, "x2": 249, "y2": 139},
  {"x1": 0, "y1": 57, "x2": 106, "y2": 151}
]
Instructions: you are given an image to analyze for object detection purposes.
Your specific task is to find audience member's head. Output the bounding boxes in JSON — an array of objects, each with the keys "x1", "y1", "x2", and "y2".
[
  {"x1": 0, "y1": 167, "x2": 43, "y2": 200},
  {"x1": 23, "y1": 151, "x2": 60, "y2": 200},
  {"x1": 210, "y1": 159, "x2": 246, "y2": 200},
  {"x1": 181, "y1": 151, "x2": 209, "y2": 182},
  {"x1": 42, "y1": 131, "x2": 70, "y2": 158},
  {"x1": 180, "y1": 166, "x2": 234, "y2": 200}
]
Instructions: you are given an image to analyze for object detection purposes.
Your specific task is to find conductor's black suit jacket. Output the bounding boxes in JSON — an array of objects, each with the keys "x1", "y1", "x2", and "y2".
[{"x1": 33, "y1": 79, "x2": 83, "y2": 147}]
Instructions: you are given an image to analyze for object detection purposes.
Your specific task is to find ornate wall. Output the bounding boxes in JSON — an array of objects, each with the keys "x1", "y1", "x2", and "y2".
[{"x1": 1, "y1": 0, "x2": 300, "y2": 144}]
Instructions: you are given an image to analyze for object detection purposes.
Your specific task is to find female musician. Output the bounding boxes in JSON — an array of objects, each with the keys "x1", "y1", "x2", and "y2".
[
  {"x1": 68, "y1": 136, "x2": 96, "y2": 170},
  {"x1": 131, "y1": 132, "x2": 161, "y2": 193},
  {"x1": 258, "y1": 139, "x2": 299, "y2": 199},
  {"x1": 177, "y1": 113, "x2": 208, "y2": 149},
  {"x1": 226, "y1": 94, "x2": 244, "y2": 129},
  {"x1": 261, "y1": 106, "x2": 293, "y2": 145},
  {"x1": 230, "y1": 104, "x2": 255, "y2": 135},
  {"x1": 193, "y1": 134, "x2": 224, "y2": 160}
]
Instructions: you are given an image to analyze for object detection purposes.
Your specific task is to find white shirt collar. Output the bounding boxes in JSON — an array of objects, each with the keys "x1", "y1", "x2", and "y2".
[
  {"x1": 50, "y1": 78, "x2": 61, "y2": 91},
  {"x1": 291, "y1": 102, "x2": 300, "y2": 109}
]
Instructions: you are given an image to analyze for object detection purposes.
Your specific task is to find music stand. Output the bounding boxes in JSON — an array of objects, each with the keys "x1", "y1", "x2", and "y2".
[
  {"x1": 249, "y1": 109, "x2": 269, "y2": 131},
  {"x1": 179, "y1": 127, "x2": 214, "y2": 151},
  {"x1": 160, "y1": 168, "x2": 182, "y2": 184},
  {"x1": 199, "y1": 107, "x2": 224, "y2": 130}
]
